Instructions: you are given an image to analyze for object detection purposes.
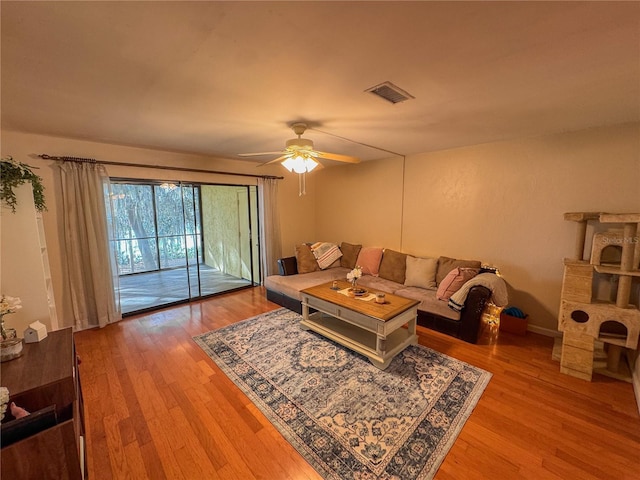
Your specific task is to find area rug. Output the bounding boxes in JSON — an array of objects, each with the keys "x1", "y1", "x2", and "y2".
[{"x1": 194, "y1": 308, "x2": 491, "y2": 480}]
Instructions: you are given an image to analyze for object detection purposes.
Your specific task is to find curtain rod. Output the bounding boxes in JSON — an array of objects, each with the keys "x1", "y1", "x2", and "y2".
[{"x1": 37, "y1": 154, "x2": 284, "y2": 180}]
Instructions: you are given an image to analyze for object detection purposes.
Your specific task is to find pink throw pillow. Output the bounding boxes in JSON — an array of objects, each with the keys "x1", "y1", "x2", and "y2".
[
  {"x1": 436, "y1": 267, "x2": 479, "y2": 300},
  {"x1": 355, "y1": 247, "x2": 384, "y2": 276}
]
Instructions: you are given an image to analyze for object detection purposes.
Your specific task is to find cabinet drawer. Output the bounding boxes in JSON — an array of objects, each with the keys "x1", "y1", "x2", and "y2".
[
  {"x1": 338, "y1": 307, "x2": 377, "y2": 332},
  {"x1": 304, "y1": 295, "x2": 377, "y2": 332},
  {"x1": 1, "y1": 419, "x2": 82, "y2": 479},
  {"x1": 304, "y1": 295, "x2": 339, "y2": 316}
]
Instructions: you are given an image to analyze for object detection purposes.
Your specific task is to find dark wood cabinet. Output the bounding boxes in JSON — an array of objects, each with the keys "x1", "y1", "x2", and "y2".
[{"x1": 1, "y1": 328, "x2": 86, "y2": 479}]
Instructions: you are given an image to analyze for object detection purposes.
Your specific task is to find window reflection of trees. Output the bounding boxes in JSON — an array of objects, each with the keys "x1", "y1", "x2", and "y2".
[{"x1": 111, "y1": 182, "x2": 201, "y2": 275}]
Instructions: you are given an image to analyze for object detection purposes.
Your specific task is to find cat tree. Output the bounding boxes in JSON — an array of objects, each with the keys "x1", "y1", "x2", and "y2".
[{"x1": 559, "y1": 212, "x2": 640, "y2": 381}]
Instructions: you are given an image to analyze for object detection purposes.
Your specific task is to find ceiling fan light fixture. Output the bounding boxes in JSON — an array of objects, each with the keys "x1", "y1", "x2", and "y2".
[
  {"x1": 241, "y1": 122, "x2": 358, "y2": 197},
  {"x1": 305, "y1": 158, "x2": 318, "y2": 172},
  {"x1": 281, "y1": 154, "x2": 318, "y2": 174},
  {"x1": 281, "y1": 157, "x2": 296, "y2": 173}
]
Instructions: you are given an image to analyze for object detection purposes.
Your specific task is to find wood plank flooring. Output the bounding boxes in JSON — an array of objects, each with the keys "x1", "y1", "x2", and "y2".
[{"x1": 74, "y1": 287, "x2": 640, "y2": 479}]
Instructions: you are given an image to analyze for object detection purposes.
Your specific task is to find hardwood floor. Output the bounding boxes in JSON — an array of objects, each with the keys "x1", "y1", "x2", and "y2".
[{"x1": 74, "y1": 287, "x2": 640, "y2": 479}]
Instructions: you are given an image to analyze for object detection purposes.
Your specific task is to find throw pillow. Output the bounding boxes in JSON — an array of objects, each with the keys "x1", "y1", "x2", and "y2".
[
  {"x1": 436, "y1": 256, "x2": 482, "y2": 285},
  {"x1": 295, "y1": 244, "x2": 320, "y2": 274},
  {"x1": 378, "y1": 249, "x2": 407, "y2": 284},
  {"x1": 356, "y1": 247, "x2": 384, "y2": 276},
  {"x1": 340, "y1": 242, "x2": 362, "y2": 269},
  {"x1": 310, "y1": 242, "x2": 343, "y2": 269},
  {"x1": 404, "y1": 256, "x2": 438, "y2": 289},
  {"x1": 328, "y1": 258, "x2": 342, "y2": 268},
  {"x1": 436, "y1": 267, "x2": 480, "y2": 300}
]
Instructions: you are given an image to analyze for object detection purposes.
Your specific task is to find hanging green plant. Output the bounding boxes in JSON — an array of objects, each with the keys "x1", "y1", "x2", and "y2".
[{"x1": 0, "y1": 156, "x2": 46, "y2": 213}]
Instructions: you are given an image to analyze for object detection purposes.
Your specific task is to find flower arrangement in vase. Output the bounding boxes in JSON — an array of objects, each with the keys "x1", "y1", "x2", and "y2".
[
  {"x1": 1, "y1": 295, "x2": 22, "y2": 340},
  {"x1": 346, "y1": 266, "x2": 366, "y2": 295},
  {"x1": 0, "y1": 295, "x2": 24, "y2": 362}
]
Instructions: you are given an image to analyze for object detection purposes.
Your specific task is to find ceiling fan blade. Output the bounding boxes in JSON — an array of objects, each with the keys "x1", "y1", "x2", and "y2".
[
  {"x1": 257, "y1": 155, "x2": 289, "y2": 167},
  {"x1": 316, "y1": 151, "x2": 360, "y2": 163},
  {"x1": 238, "y1": 151, "x2": 285, "y2": 157}
]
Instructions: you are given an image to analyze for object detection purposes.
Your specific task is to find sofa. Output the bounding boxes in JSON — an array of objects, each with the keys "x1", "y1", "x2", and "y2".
[{"x1": 264, "y1": 242, "x2": 504, "y2": 344}]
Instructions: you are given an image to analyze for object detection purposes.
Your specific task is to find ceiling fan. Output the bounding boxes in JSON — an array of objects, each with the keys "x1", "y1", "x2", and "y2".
[{"x1": 238, "y1": 123, "x2": 360, "y2": 174}]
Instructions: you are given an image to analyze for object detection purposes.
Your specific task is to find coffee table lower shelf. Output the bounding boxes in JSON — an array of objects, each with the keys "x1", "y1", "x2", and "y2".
[{"x1": 300, "y1": 311, "x2": 417, "y2": 370}]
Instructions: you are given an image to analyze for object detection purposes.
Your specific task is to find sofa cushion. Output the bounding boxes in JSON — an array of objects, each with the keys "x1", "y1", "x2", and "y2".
[
  {"x1": 295, "y1": 244, "x2": 320, "y2": 274},
  {"x1": 265, "y1": 267, "x2": 350, "y2": 301},
  {"x1": 436, "y1": 267, "x2": 480, "y2": 300},
  {"x1": 394, "y1": 286, "x2": 461, "y2": 321},
  {"x1": 340, "y1": 242, "x2": 362, "y2": 269},
  {"x1": 357, "y1": 275, "x2": 405, "y2": 294},
  {"x1": 378, "y1": 249, "x2": 407, "y2": 284},
  {"x1": 404, "y1": 256, "x2": 438, "y2": 289},
  {"x1": 356, "y1": 247, "x2": 384, "y2": 276},
  {"x1": 436, "y1": 256, "x2": 482, "y2": 285}
]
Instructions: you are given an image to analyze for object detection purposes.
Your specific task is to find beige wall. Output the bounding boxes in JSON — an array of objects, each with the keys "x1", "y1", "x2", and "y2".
[
  {"x1": 316, "y1": 123, "x2": 640, "y2": 332},
  {"x1": 0, "y1": 184, "x2": 56, "y2": 335},
  {"x1": 201, "y1": 185, "x2": 252, "y2": 279},
  {"x1": 315, "y1": 158, "x2": 405, "y2": 249},
  {"x1": 1, "y1": 130, "x2": 314, "y2": 328},
  {"x1": 277, "y1": 173, "x2": 319, "y2": 257}
]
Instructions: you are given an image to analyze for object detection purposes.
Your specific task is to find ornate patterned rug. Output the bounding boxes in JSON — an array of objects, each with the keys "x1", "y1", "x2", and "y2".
[{"x1": 194, "y1": 308, "x2": 491, "y2": 480}]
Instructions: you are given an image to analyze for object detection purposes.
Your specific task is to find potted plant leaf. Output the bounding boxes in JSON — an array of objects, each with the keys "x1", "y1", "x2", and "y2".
[{"x1": 0, "y1": 156, "x2": 46, "y2": 212}]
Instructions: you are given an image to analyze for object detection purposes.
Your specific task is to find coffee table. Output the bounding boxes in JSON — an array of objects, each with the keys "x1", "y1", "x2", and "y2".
[{"x1": 300, "y1": 280, "x2": 419, "y2": 370}]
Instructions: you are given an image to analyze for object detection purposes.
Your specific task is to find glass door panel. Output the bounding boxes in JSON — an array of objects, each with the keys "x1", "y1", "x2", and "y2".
[
  {"x1": 111, "y1": 181, "x2": 188, "y2": 313},
  {"x1": 182, "y1": 184, "x2": 202, "y2": 299},
  {"x1": 200, "y1": 185, "x2": 255, "y2": 296},
  {"x1": 110, "y1": 180, "x2": 259, "y2": 315},
  {"x1": 249, "y1": 186, "x2": 260, "y2": 285},
  {"x1": 112, "y1": 183, "x2": 159, "y2": 275}
]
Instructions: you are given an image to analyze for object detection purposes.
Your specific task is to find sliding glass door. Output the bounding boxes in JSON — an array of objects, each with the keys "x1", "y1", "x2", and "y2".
[
  {"x1": 109, "y1": 180, "x2": 260, "y2": 314},
  {"x1": 199, "y1": 185, "x2": 259, "y2": 296}
]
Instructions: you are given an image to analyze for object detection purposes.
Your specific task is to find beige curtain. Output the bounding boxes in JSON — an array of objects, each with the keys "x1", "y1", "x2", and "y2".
[
  {"x1": 59, "y1": 161, "x2": 121, "y2": 329},
  {"x1": 258, "y1": 178, "x2": 282, "y2": 279}
]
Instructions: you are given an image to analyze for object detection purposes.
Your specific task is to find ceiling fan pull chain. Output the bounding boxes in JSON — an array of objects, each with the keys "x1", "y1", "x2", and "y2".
[{"x1": 299, "y1": 172, "x2": 306, "y2": 196}]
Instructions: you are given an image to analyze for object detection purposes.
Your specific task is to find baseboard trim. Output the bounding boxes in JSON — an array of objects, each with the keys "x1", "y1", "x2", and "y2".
[{"x1": 527, "y1": 324, "x2": 562, "y2": 338}]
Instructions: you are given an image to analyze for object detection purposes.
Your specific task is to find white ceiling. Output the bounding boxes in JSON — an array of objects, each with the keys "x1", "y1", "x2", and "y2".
[{"x1": 2, "y1": 1, "x2": 639, "y2": 163}]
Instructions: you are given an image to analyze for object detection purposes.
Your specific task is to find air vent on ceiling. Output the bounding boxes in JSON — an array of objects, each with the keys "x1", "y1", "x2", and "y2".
[{"x1": 366, "y1": 81, "x2": 415, "y2": 104}]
